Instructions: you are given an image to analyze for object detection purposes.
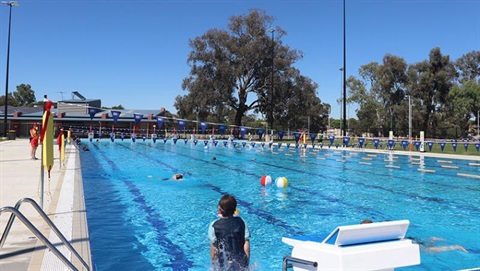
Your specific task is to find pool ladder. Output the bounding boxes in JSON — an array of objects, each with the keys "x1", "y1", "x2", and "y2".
[
  {"x1": 0, "y1": 197, "x2": 91, "y2": 271},
  {"x1": 282, "y1": 255, "x2": 318, "y2": 270}
]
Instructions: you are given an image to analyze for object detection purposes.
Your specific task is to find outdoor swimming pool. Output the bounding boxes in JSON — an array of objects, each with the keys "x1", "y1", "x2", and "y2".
[{"x1": 79, "y1": 139, "x2": 480, "y2": 270}]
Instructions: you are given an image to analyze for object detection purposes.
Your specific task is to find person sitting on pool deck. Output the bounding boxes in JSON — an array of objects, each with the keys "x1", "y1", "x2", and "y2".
[
  {"x1": 208, "y1": 194, "x2": 250, "y2": 270},
  {"x1": 360, "y1": 219, "x2": 468, "y2": 253}
]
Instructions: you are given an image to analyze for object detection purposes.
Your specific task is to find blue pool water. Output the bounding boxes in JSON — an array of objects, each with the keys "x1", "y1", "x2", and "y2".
[{"x1": 79, "y1": 139, "x2": 480, "y2": 271}]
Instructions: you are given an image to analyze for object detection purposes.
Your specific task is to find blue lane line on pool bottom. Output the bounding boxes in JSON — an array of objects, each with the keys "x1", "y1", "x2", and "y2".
[
  {"x1": 90, "y1": 144, "x2": 194, "y2": 270},
  {"x1": 142, "y1": 143, "x2": 390, "y2": 231},
  {"x1": 160, "y1": 144, "x2": 392, "y2": 222},
  {"x1": 176, "y1": 143, "x2": 480, "y2": 214},
  {"x1": 141, "y1": 143, "x2": 388, "y2": 223},
  {"x1": 114, "y1": 143, "x2": 306, "y2": 236},
  {"x1": 89, "y1": 142, "x2": 480, "y2": 257},
  {"x1": 203, "y1": 183, "x2": 303, "y2": 235}
]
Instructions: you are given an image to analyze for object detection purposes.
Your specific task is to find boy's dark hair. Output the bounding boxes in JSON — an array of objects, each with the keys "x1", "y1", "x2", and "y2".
[{"x1": 218, "y1": 194, "x2": 237, "y2": 217}]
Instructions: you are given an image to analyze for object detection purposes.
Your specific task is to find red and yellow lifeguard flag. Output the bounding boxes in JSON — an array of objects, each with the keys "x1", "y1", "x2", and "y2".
[
  {"x1": 60, "y1": 133, "x2": 65, "y2": 165},
  {"x1": 41, "y1": 100, "x2": 54, "y2": 177}
]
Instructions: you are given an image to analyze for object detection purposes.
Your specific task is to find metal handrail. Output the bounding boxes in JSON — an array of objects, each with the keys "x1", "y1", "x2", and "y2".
[
  {"x1": 0, "y1": 206, "x2": 79, "y2": 271},
  {"x1": 0, "y1": 197, "x2": 90, "y2": 271},
  {"x1": 282, "y1": 255, "x2": 318, "y2": 271}
]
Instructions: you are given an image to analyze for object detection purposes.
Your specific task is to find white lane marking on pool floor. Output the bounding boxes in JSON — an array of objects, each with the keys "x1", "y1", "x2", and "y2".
[
  {"x1": 41, "y1": 145, "x2": 75, "y2": 271},
  {"x1": 457, "y1": 173, "x2": 480, "y2": 179}
]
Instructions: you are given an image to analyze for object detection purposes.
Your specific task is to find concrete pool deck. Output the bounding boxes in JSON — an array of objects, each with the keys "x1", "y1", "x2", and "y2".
[
  {"x1": 0, "y1": 138, "x2": 91, "y2": 271},
  {"x1": 0, "y1": 138, "x2": 478, "y2": 271}
]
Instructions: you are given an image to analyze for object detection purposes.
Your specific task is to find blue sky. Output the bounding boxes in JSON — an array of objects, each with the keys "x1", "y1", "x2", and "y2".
[{"x1": 0, "y1": 0, "x2": 479, "y2": 120}]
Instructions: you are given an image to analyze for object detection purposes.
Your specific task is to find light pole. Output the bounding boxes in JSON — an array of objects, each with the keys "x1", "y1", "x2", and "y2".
[
  {"x1": 408, "y1": 95, "x2": 412, "y2": 140},
  {"x1": 328, "y1": 105, "x2": 331, "y2": 133},
  {"x1": 339, "y1": 67, "x2": 344, "y2": 136},
  {"x1": 477, "y1": 110, "x2": 479, "y2": 139},
  {"x1": 339, "y1": 67, "x2": 343, "y2": 126},
  {"x1": 2, "y1": 1, "x2": 18, "y2": 138},
  {"x1": 347, "y1": 107, "x2": 350, "y2": 134},
  {"x1": 268, "y1": 28, "x2": 275, "y2": 136}
]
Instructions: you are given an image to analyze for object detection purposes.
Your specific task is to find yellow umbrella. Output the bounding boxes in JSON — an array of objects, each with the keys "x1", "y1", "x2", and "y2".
[{"x1": 41, "y1": 101, "x2": 54, "y2": 178}]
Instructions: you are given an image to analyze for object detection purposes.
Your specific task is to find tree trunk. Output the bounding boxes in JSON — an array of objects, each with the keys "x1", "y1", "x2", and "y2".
[{"x1": 234, "y1": 106, "x2": 246, "y2": 127}]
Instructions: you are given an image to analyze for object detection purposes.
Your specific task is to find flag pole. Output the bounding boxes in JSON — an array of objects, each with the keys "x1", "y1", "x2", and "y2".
[{"x1": 40, "y1": 95, "x2": 47, "y2": 209}]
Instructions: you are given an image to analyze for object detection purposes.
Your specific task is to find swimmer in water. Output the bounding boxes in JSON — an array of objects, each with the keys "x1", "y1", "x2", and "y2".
[
  {"x1": 173, "y1": 173, "x2": 184, "y2": 180},
  {"x1": 360, "y1": 219, "x2": 468, "y2": 253},
  {"x1": 162, "y1": 173, "x2": 184, "y2": 181}
]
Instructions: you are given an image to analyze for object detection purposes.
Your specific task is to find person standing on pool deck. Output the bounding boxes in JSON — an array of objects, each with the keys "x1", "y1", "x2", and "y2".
[
  {"x1": 29, "y1": 123, "x2": 39, "y2": 160},
  {"x1": 208, "y1": 194, "x2": 250, "y2": 270},
  {"x1": 57, "y1": 127, "x2": 64, "y2": 157}
]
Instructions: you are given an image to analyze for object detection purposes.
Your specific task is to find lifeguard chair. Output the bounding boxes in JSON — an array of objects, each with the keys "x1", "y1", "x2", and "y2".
[{"x1": 282, "y1": 220, "x2": 420, "y2": 271}]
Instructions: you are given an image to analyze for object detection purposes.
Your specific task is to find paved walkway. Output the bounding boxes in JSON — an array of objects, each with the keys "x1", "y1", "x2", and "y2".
[{"x1": 0, "y1": 138, "x2": 91, "y2": 271}]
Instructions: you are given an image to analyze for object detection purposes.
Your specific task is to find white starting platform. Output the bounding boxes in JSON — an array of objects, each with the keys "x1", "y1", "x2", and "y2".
[{"x1": 282, "y1": 220, "x2": 420, "y2": 271}]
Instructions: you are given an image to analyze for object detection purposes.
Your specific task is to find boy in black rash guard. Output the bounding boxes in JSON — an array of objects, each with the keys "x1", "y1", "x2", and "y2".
[{"x1": 208, "y1": 194, "x2": 250, "y2": 270}]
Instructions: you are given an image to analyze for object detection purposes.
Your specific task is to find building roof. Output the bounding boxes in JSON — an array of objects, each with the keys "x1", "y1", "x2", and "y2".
[
  {"x1": 0, "y1": 105, "x2": 44, "y2": 115},
  {"x1": 1, "y1": 105, "x2": 165, "y2": 122}
]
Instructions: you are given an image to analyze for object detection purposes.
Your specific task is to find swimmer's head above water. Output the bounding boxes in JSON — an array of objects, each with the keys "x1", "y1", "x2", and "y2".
[{"x1": 173, "y1": 173, "x2": 183, "y2": 180}]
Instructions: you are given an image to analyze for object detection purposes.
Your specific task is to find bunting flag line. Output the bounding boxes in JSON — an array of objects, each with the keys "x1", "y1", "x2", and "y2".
[
  {"x1": 310, "y1": 133, "x2": 317, "y2": 145},
  {"x1": 373, "y1": 139, "x2": 380, "y2": 149},
  {"x1": 452, "y1": 142, "x2": 458, "y2": 152},
  {"x1": 328, "y1": 135, "x2": 335, "y2": 146},
  {"x1": 240, "y1": 127, "x2": 247, "y2": 139},
  {"x1": 219, "y1": 124, "x2": 226, "y2": 135},
  {"x1": 401, "y1": 140, "x2": 409, "y2": 150},
  {"x1": 88, "y1": 107, "x2": 99, "y2": 120},
  {"x1": 387, "y1": 139, "x2": 395, "y2": 150},
  {"x1": 344, "y1": 136, "x2": 351, "y2": 147},
  {"x1": 111, "y1": 110, "x2": 121, "y2": 124},
  {"x1": 427, "y1": 142, "x2": 434, "y2": 151},
  {"x1": 201, "y1": 122, "x2": 207, "y2": 134},
  {"x1": 358, "y1": 138, "x2": 365, "y2": 148},
  {"x1": 293, "y1": 132, "x2": 301, "y2": 143},
  {"x1": 156, "y1": 116, "x2": 165, "y2": 129},
  {"x1": 178, "y1": 120, "x2": 186, "y2": 133},
  {"x1": 440, "y1": 142, "x2": 446, "y2": 152},
  {"x1": 258, "y1": 129, "x2": 265, "y2": 140},
  {"x1": 414, "y1": 141, "x2": 421, "y2": 151},
  {"x1": 134, "y1": 113, "x2": 143, "y2": 126}
]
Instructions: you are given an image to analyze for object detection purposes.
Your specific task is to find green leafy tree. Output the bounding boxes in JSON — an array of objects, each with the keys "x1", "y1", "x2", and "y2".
[
  {"x1": 272, "y1": 68, "x2": 328, "y2": 132},
  {"x1": 408, "y1": 47, "x2": 457, "y2": 137},
  {"x1": 14, "y1": 84, "x2": 36, "y2": 106},
  {"x1": 102, "y1": 105, "x2": 125, "y2": 110},
  {"x1": 455, "y1": 50, "x2": 480, "y2": 84},
  {"x1": 347, "y1": 54, "x2": 408, "y2": 136},
  {"x1": 0, "y1": 84, "x2": 36, "y2": 107},
  {"x1": 448, "y1": 80, "x2": 480, "y2": 136},
  {"x1": 177, "y1": 9, "x2": 326, "y2": 128},
  {"x1": 112, "y1": 105, "x2": 125, "y2": 110},
  {"x1": 454, "y1": 50, "x2": 480, "y2": 132},
  {"x1": 0, "y1": 92, "x2": 17, "y2": 106}
]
